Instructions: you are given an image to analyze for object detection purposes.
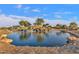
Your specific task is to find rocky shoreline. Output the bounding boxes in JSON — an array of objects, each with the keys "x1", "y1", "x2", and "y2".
[
  {"x1": 0, "y1": 29, "x2": 79, "y2": 54},
  {"x1": 0, "y1": 41, "x2": 79, "y2": 54}
]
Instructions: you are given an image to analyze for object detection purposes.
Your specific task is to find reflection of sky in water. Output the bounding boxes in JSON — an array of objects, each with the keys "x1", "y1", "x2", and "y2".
[{"x1": 7, "y1": 31, "x2": 70, "y2": 47}]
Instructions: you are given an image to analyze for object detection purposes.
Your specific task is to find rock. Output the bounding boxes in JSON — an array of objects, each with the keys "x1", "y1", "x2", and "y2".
[
  {"x1": 74, "y1": 50, "x2": 79, "y2": 53},
  {"x1": 1, "y1": 34, "x2": 7, "y2": 38},
  {"x1": 68, "y1": 36, "x2": 78, "y2": 41},
  {"x1": 0, "y1": 39, "x2": 13, "y2": 44}
]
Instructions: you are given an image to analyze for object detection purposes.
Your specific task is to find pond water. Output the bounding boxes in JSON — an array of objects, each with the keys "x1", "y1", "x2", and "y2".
[{"x1": 7, "y1": 30, "x2": 70, "y2": 47}]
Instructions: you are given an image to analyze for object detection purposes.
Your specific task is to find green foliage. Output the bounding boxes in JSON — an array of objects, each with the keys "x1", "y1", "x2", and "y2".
[
  {"x1": 20, "y1": 32, "x2": 31, "y2": 41},
  {"x1": 69, "y1": 22, "x2": 78, "y2": 30},
  {"x1": 55, "y1": 24, "x2": 68, "y2": 29},
  {"x1": 61, "y1": 25, "x2": 67, "y2": 29},
  {"x1": 55, "y1": 24, "x2": 62, "y2": 29},
  {"x1": 19, "y1": 20, "x2": 31, "y2": 26},
  {"x1": 34, "y1": 18, "x2": 44, "y2": 25},
  {"x1": 2, "y1": 18, "x2": 78, "y2": 31},
  {"x1": 43, "y1": 23, "x2": 49, "y2": 27}
]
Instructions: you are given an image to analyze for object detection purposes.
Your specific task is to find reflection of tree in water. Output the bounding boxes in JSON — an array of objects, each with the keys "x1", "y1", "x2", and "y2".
[
  {"x1": 56, "y1": 32, "x2": 61, "y2": 36},
  {"x1": 44, "y1": 33, "x2": 49, "y2": 38},
  {"x1": 37, "y1": 34, "x2": 44, "y2": 42},
  {"x1": 56, "y1": 31, "x2": 65, "y2": 36},
  {"x1": 20, "y1": 31, "x2": 31, "y2": 41},
  {"x1": 33, "y1": 32, "x2": 46, "y2": 43}
]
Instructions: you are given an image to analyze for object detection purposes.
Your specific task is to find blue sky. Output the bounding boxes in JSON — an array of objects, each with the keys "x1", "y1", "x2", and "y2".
[
  {"x1": 0, "y1": 4, "x2": 79, "y2": 27},
  {"x1": 0, "y1": 4, "x2": 79, "y2": 20}
]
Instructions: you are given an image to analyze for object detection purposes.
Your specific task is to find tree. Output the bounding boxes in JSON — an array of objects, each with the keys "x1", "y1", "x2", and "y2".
[
  {"x1": 43, "y1": 23, "x2": 49, "y2": 27},
  {"x1": 61, "y1": 25, "x2": 68, "y2": 29},
  {"x1": 19, "y1": 20, "x2": 31, "y2": 27},
  {"x1": 20, "y1": 32, "x2": 31, "y2": 41},
  {"x1": 69, "y1": 22, "x2": 78, "y2": 30},
  {"x1": 55, "y1": 24, "x2": 62, "y2": 29},
  {"x1": 34, "y1": 18, "x2": 44, "y2": 25}
]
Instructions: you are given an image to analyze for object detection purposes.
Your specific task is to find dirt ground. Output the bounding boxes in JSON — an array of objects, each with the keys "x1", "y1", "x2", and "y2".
[
  {"x1": 0, "y1": 40, "x2": 79, "y2": 54},
  {"x1": 0, "y1": 29, "x2": 79, "y2": 54}
]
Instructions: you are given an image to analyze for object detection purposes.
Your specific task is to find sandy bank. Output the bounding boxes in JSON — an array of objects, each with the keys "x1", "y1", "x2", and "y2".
[
  {"x1": 0, "y1": 40, "x2": 79, "y2": 54},
  {"x1": 0, "y1": 29, "x2": 79, "y2": 54}
]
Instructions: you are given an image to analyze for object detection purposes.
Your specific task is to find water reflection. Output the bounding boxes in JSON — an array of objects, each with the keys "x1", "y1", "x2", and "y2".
[
  {"x1": 20, "y1": 31, "x2": 31, "y2": 41},
  {"x1": 56, "y1": 32, "x2": 61, "y2": 36},
  {"x1": 8, "y1": 30, "x2": 70, "y2": 47},
  {"x1": 56, "y1": 31, "x2": 67, "y2": 36},
  {"x1": 19, "y1": 31, "x2": 49, "y2": 42},
  {"x1": 32, "y1": 32, "x2": 47, "y2": 43}
]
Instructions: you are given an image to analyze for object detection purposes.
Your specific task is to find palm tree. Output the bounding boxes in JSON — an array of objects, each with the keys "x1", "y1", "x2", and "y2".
[{"x1": 69, "y1": 22, "x2": 78, "y2": 30}]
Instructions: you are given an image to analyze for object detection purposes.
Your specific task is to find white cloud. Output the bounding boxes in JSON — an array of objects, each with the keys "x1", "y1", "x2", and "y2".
[
  {"x1": 53, "y1": 11, "x2": 72, "y2": 14},
  {"x1": 24, "y1": 7, "x2": 30, "y2": 10},
  {"x1": 23, "y1": 7, "x2": 30, "y2": 13},
  {"x1": 69, "y1": 16, "x2": 78, "y2": 20},
  {"x1": 16, "y1": 4, "x2": 22, "y2": 8},
  {"x1": 9, "y1": 15, "x2": 27, "y2": 19},
  {"x1": 9, "y1": 15, "x2": 36, "y2": 23},
  {"x1": 0, "y1": 14, "x2": 79, "y2": 27},
  {"x1": 44, "y1": 19, "x2": 70, "y2": 26},
  {"x1": 42, "y1": 14, "x2": 48, "y2": 16},
  {"x1": 47, "y1": 15, "x2": 79, "y2": 26},
  {"x1": 31, "y1": 9, "x2": 41, "y2": 12},
  {"x1": 68, "y1": 16, "x2": 79, "y2": 24},
  {"x1": 0, "y1": 14, "x2": 20, "y2": 27},
  {"x1": 54, "y1": 15, "x2": 62, "y2": 19}
]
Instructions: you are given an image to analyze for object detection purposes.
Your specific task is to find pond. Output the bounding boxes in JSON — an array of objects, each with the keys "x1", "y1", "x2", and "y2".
[{"x1": 7, "y1": 30, "x2": 70, "y2": 47}]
